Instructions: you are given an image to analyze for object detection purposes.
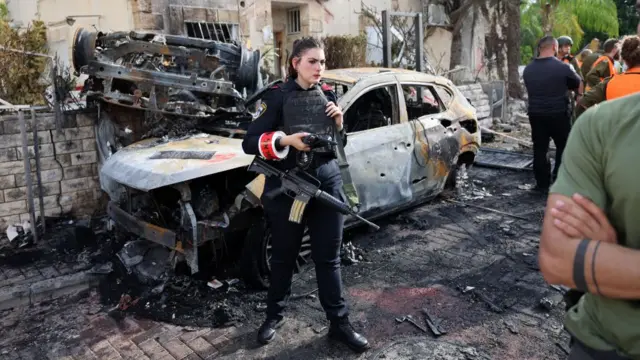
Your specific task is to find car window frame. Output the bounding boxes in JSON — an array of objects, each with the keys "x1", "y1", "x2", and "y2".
[
  {"x1": 433, "y1": 85, "x2": 454, "y2": 109},
  {"x1": 342, "y1": 81, "x2": 401, "y2": 134},
  {"x1": 399, "y1": 82, "x2": 448, "y2": 118}
]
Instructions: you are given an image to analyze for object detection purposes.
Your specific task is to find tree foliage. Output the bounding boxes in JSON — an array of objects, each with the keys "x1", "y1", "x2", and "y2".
[
  {"x1": 0, "y1": 15, "x2": 49, "y2": 105},
  {"x1": 322, "y1": 34, "x2": 367, "y2": 69},
  {"x1": 520, "y1": 0, "x2": 619, "y2": 64}
]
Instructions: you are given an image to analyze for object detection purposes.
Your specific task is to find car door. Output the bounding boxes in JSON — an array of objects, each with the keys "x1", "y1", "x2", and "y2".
[
  {"x1": 338, "y1": 79, "x2": 417, "y2": 216},
  {"x1": 394, "y1": 79, "x2": 460, "y2": 198}
]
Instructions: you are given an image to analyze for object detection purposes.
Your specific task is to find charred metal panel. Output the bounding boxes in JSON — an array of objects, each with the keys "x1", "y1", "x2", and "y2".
[
  {"x1": 108, "y1": 201, "x2": 177, "y2": 248},
  {"x1": 345, "y1": 123, "x2": 416, "y2": 215},
  {"x1": 100, "y1": 134, "x2": 254, "y2": 191}
]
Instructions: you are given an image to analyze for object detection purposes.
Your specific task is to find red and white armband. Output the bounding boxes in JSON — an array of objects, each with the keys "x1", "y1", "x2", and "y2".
[{"x1": 258, "y1": 131, "x2": 289, "y2": 160}]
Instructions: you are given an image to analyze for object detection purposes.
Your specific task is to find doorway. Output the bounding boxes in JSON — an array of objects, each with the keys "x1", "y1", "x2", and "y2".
[{"x1": 275, "y1": 31, "x2": 285, "y2": 79}]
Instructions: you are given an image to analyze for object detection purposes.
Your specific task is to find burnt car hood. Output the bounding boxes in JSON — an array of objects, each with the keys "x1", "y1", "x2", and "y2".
[{"x1": 100, "y1": 133, "x2": 254, "y2": 191}]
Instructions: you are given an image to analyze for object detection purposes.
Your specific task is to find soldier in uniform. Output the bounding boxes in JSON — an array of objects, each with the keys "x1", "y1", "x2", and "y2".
[
  {"x1": 584, "y1": 38, "x2": 621, "y2": 91},
  {"x1": 556, "y1": 36, "x2": 583, "y2": 122},
  {"x1": 575, "y1": 35, "x2": 640, "y2": 119},
  {"x1": 241, "y1": 37, "x2": 370, "y2": 353},
  {"x1": 557, "y1": 36, "x2": 581, "y2": 72},
  {"x1": 575, "y1": 49, "x2": 593, "y2": 77}
]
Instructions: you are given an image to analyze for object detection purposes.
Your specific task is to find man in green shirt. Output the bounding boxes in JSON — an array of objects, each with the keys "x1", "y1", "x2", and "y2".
[{"x1": 539, "y1": 91, "x2": 640, "y2": 358}]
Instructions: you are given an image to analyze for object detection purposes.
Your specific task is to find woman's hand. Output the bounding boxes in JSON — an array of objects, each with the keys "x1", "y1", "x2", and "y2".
[
  {"x1": 280, "y1": 132, "x2": 311, "y2": 152},
  {"x1": 550, "y1": 193, "x2": 617, "y2": 243},
  {"x1": 326, "y1": 102, "x2": 344, "y2": 130}
]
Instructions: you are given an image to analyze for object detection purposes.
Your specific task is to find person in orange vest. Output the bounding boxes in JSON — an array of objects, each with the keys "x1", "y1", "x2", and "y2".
[
  {"x1": 574, "y1": 35, "x2": 640, "y2": 119},
  {"x1": 585, "y1": 38, "x2": 621, "y2": 91}
]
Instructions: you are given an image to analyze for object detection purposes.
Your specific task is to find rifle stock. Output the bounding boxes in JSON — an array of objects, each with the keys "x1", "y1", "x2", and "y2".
[{"x1": 248, "y1": 157, "x2": 379, "y2": 230}]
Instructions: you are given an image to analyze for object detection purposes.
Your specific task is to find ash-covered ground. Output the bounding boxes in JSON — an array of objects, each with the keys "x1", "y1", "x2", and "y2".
[{"x1": 0, "y1": 162, "x2": 570, "y2": 360}]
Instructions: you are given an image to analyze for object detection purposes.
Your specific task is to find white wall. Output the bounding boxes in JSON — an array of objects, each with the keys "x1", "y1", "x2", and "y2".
[{"x1": 6, "y1": 0, "x2": 135, "y2": 71}]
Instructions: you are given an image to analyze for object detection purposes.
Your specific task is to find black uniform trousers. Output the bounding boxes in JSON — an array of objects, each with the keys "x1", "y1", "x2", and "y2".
[
  {"x1": 528, "y1": 113, "x2": 572, "y2": 188},
  {"x1": 261, "y1": 159, "x2": 349, "y2": 323}
]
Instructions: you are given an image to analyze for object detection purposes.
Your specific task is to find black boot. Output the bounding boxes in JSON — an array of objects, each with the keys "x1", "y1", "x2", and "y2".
[
  {"x1": 328, "y1": 320, "x2": 370, "y2": 353},
  {"x1": 257, "y1": 317, "x2": 285, "y2": 345}
]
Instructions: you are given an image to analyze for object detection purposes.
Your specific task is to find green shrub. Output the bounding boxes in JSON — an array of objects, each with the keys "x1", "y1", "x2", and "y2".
[
  {"x1": 0, "y1": 18, "x2": 48, "y2": 105},
  {"x1": 322, "y1": 34, "x2": 367, "y2": 69}
]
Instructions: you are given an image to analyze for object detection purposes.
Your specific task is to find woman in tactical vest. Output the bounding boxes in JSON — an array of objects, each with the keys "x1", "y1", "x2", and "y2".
[{"x1": 241, "y1": 37, "x2": 370, "y2": 353}]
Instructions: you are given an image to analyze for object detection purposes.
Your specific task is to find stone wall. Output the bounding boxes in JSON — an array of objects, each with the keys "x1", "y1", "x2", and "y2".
[{"x1": 0, "y1": 111, "x2": 103, "y2": 232}]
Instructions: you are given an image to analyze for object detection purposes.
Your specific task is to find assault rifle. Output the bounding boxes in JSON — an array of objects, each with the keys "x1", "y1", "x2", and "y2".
[{"x1": 247, "y1": 156, "x2": 380, "y2": 230}]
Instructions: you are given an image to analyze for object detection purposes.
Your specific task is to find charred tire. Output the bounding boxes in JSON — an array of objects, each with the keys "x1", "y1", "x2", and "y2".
[
  {"x1": 240, "y1": 215, "x2": 312, "y2": 290},
  {"x1": 241, "y1": 216, "x2": 271, "y2": 290},
  {"x1": 72, "y1": 28, "x2": 97, "y2": 73}
]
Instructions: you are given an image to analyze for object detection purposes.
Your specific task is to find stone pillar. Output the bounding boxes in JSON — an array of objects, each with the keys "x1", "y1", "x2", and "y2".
[{"x1": 130, "y1": 0, "x2": 164, "y2": 31}]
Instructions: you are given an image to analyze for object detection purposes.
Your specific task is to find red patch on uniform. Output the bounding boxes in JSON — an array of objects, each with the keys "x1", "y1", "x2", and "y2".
[
  {"x1": 321, "y1": 83, "x2": 333, "y2": 91},
  {"x1": 270, "y1": 84, "x2": 280, "y2": 89}
]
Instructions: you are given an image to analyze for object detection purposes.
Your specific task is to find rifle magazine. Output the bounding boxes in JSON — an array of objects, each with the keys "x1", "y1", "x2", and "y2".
[{"x1": 288, "y1": 199, "x2": 307, "y2": 223}]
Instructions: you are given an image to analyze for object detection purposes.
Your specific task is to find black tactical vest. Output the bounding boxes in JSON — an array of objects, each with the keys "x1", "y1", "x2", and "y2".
[{"x1": 281, "y1": 85, "x2": 336, "y2": 155}]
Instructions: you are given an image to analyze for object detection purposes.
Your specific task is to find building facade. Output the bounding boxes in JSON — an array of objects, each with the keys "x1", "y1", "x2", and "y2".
[{"x1": 4, "y1": 0, "x2": 506, "y2": 84}]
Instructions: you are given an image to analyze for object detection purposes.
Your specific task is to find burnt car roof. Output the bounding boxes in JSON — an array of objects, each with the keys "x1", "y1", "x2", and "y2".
[{"x1": 322, "y1": 67, "x2": 443, "y2": 85}]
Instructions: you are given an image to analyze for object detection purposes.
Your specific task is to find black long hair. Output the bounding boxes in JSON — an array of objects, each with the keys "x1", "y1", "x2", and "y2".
[{"x1": 287, "y1": 37, "x2": 323, "y2": 79}]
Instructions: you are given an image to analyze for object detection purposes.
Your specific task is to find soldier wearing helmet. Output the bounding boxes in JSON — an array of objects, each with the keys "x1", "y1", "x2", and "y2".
[
  {"x1": 557, "y1": 36, "x2": 581, "y2": 72},
  {"x1": 556, "y1": 36, "x2": 584, "y2": 122}
]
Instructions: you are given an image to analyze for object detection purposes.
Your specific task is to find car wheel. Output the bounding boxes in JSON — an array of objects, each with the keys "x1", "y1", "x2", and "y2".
[{"x1": 241, "y1": 216, "x2": 312, "y2": 290}]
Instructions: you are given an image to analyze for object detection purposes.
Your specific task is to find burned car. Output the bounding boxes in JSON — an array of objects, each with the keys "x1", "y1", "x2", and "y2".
[{"x1": 72, "y1": 28, "x2": 480, "y2": 289}]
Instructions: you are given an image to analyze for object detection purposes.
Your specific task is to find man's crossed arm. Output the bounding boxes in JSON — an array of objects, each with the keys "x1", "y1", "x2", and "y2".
[{"x1": 540, "y1": 193, "x2": 640, "y2": 299}]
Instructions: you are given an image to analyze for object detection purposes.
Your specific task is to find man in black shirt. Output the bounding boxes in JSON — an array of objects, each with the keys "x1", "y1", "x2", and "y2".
[{"x1": 523, "y1": 36, "x2": 582, "y2": 191}]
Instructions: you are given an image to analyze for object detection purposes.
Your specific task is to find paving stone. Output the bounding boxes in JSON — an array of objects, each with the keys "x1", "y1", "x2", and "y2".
[
  {"x1": 138, "y1": 339, "x2": 175, "y2": 359},
  {"x1": 208, "y1": 335, "x2": 231, "y2": 350},
  {"x1": 186, "y1": 337, "x2": 218, "y2": 359},
  {"x1": 37, "y1": 266, "x2": 60, "y2": 279},
  {"x1": 132, "y1": 317, "x2": 160, "y2": 331},
  {"x1": 71, "y1": 346, "x2": 99, "y2": 360},
  {"x1": 131, "y1": 325, "x2": 167, "y2": 345},
  {"x1": 87, "y1": 315, "x2": 121, "y2": 342},
  {"x1": 55, "y1": 265, "x2": 74, "y2": 275},
  {"x1": 29, "y1": 271, "x2": 96, "y2": 305},
  {"x1": 113, "y1": 316, "x2": 145, "y2": 336},
  {"x1": 90, "y1": 339, "x2": 123, "y2": 359},
  {"x1": 201, "y1": 329, "x2": 232, "y2": 345},
  {"x1": 21, "y1": 266, "x2": 41, "y2": 280},
  {"x1": 155, "y1": 324, "x2": 187, "y2": 344},
  {"x1": 108, "y1": 335, "x2": 149, "y2": 359},
  {"x1": 179, "y1": 328, "x2": 212, "y2": 343},
  {"x1": 183, "y1": 353, "x2": 203, "y2": 360},
  {"x1": 163, "y1": 338, "x2": 194, "y2": 359},
  {"x1": 1, "y1": 267, "x2": 24, "y2": 280}
]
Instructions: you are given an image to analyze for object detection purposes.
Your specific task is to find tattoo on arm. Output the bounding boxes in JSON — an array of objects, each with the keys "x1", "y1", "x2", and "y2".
[
  {"x1": 573, "y1": 239, "x2": 590, "y2": 292},
  {"x1": 591, "y1": 241, "x2": 602, "y2": 295}
]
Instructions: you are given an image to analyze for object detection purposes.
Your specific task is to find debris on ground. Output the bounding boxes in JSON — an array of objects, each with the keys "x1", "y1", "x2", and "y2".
[
  {"x1": 1, "y1": 165, "x2": 572, "y2": 359},
  {"x1": 539, "y1": 297, "x2": 554, "y2": 311},
  {"x1": 503, "y1": 319, "x2": 519, "y2": 334},
  {"x1": 341, "y1": 241, "x2": 366, "y2": 265},
  {"x1": 5, "y1": 221, "x2": 33, "y2": 248}
]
